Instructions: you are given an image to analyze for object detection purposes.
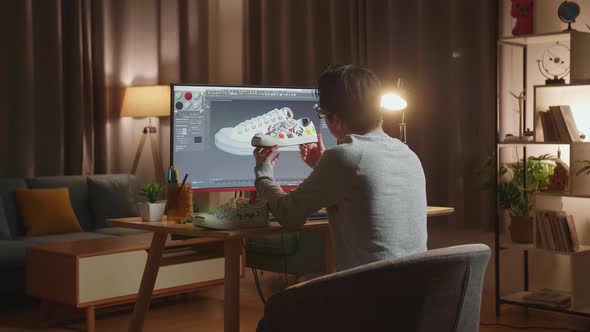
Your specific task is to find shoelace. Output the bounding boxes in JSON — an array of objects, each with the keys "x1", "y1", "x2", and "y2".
[
  {"x1": 236, "y1": 108, "x2": 293, "y2": 134},
  {"x1": 267, "y1": 119, "x2": 298, "y2": 135}
]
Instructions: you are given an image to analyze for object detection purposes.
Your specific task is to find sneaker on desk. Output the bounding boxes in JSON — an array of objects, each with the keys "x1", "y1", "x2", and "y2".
[
  {"x1": 251, "y1": 117, "x2": 318, "y2": 148},
  {"x1": 215, "y1": 107, "x2": 295, "y2": 155},
  {"x1": 192, "y1": 198, "x2": 269, "y2": 230}
]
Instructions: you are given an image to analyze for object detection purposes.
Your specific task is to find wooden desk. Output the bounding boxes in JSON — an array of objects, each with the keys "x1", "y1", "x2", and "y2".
[{"x1": 108, "y1": 206, "x2": 453, "y2": 332}]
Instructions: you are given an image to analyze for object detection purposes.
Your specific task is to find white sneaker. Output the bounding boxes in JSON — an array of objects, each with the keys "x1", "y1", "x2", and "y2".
[
  {"x1": 215, "y1": 107, "x2": 294, "y2": 155},
  {"x1": 251, "y1": 117, "x2": 318, "y2": 147},
  {"x1": 192, "y1": 198, "x2": 269, "y2": 229}
]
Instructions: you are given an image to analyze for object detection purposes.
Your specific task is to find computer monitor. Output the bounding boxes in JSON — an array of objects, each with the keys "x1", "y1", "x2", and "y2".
[{"x1": 170, "y1": 84, "x2": 337, "y2": 192}]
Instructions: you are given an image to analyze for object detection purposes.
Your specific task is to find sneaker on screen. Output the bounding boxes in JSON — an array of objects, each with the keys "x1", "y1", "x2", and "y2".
[
  {"x1": 251, "y1": 117, "x2": 318, "y2": 147},
  {"x1": 215, "y1": 107, "x2": 294, "y2": 155}
]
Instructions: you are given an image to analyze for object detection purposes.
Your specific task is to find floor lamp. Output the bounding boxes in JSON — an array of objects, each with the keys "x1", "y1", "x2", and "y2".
[{"x1": 121, "y1": 85, "x2": 170, "y2": 184}]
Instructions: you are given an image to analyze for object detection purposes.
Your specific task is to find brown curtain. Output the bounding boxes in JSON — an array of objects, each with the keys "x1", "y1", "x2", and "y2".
[
  {"x1": 246, "y1": 0, "x2": 497, "y2": 228},
  {"x1": 0, "y1": 0, "x2": 215, "y2": 182},
  {"x1": 1, "y1": 0, "x2": 106, "y2": 177}
]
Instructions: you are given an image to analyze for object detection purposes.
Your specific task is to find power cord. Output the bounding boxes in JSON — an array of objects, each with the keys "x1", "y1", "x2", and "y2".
[
  {"x1": 480, "y1": 322, "x2": 589, "y2": 331},
  {"x1": 242, "y1": 239, "x2": 267, "y2": 305}
]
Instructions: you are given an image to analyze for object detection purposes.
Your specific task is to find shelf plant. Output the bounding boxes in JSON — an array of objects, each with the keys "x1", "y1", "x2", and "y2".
[
  {"x1": 137, "y1": 183, "x2": 166, "y2": 222},
  {"x1": 482, "y1": 154, "x2": 556, "y2": 243}
]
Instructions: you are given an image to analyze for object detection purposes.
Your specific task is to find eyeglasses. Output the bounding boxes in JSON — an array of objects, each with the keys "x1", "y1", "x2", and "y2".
[{"x1": 314, "y1": 105, "x2": 326, "y2": 119}]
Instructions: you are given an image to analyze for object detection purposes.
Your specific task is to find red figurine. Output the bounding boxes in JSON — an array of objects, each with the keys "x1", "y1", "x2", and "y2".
[{"x1": 511, "y1": 0, "x2": 534, "y2": 35}]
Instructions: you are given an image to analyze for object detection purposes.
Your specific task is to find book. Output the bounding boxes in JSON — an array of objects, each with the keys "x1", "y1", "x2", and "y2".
[
  {"x1": 566, "y1": 215, "x2": 580, "y2": 251},
  {"x1": 556, "y1": 105, "x2": 582, "y2": 142},
  {"x1": 535, "y1": 210, "x2": 580, "y2": 253},
  {"x1": 549, "y1": 106, "x2": 572, "y2": 143},
  {"x1": 539, "y1": 111, "x2": 559, "y2": 142},
  {"x1": 523, "y1": 289, "x2": 571, "y2": 307}
]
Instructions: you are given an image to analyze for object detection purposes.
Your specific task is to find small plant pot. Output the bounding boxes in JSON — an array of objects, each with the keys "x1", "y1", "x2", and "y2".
[
  {"x1": 138, "y1": 201, "x2": 167, "y2": 222},
  {"x1": 509, "y1": 215, "x2": 534, "y2": 243}
]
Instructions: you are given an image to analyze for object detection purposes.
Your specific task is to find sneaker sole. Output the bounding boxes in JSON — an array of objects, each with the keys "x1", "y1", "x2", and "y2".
[{"x1": 251, "y1": 135, "x2": 318, "y2": 147}]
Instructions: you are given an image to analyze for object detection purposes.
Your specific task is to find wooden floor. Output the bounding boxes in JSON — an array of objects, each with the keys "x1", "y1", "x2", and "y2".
[
  {"x1": 2, "y1": 226, "x2": 590, "y2": 331},
  {"x1": 0, "y1": 271, "x2": 589, "y2": 332}
]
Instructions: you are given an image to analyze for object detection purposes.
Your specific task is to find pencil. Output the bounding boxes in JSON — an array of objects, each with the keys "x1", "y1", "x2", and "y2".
[{"x1": 178, "y1": 174, "x2": 188, "y2": 194}]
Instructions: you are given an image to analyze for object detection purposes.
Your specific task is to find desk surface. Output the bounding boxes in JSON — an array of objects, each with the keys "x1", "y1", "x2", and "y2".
[{"x1": 107, "y1": 206, "x2": 454, "y2": 239}]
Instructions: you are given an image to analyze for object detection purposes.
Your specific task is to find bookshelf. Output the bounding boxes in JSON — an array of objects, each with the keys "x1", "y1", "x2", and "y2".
[{"x1": 495, "y1": 29, "x2": 590, "y2": 318}]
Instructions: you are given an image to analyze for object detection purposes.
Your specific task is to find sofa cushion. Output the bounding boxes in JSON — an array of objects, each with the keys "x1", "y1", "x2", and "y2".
[
  {"x1": 94, "y1": 227, "x2": 148, "y2": 237},
  {"x1": 88, "y1": 174, "x2": 139, "y2": 228},
  {"x1": 16, "y1": 188, "x2": 84, "y2": 236},
  {"x1": 26, "y1": 176, "x2": 93, "y2": 231},
  {"x1": 245, "y1": 233, "x2": 300, "y2": 256},
  {"x1": 19, "y1": 232, "x2": 113, "y2": 246},
  {"x1": 0, "y1": 178, "x2": 28, "y2": 237},
  {"x1": 0, "y1": 241, "x2": 27, "y2": 272},
  {"x1": 0, "y1": 199, "x2": 12, "y2": 240}
]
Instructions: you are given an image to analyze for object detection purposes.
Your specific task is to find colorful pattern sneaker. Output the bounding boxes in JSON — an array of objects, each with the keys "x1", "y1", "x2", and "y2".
[
  {"x1": 192, "y1": 198, "x2": 269, "y2": 229},
  {"x1": 215, "y1": 107, "x2": 294, "y2": 155},
  {"x1": 251, "y1": 117, "x2": 318, "y2": 147}
]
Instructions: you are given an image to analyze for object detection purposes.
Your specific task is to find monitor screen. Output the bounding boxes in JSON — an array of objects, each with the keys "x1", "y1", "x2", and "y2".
[{"x1": 170, "y1": 84, "x2": 337, "y2": 191}]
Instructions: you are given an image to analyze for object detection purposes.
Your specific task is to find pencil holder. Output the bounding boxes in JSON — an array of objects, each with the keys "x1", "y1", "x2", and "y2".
[{"x1": 167, "y1": 183, "x2": 193, "y2": 221}]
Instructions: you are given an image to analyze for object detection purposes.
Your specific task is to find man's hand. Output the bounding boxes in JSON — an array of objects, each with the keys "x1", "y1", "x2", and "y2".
[
  {"x1": 299, "y1": 134, "x2": 325, "y2": 168},
  {"x1": 254, "y1": 145, "x2": 280, "y2": 167}
]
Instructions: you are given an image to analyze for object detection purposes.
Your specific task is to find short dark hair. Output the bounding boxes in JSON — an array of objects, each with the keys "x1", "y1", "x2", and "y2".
[{"x1": 316, "y1": 65, "x2": 383, "y2": 132}]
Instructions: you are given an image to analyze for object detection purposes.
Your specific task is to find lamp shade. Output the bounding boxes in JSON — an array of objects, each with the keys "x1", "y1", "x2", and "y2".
[
  {"x1": 121, "y1": 85, "x2": 170, "y2": 117},
  {"x1": 380, "y1": 93, "x2": 407, "y2": 111}
]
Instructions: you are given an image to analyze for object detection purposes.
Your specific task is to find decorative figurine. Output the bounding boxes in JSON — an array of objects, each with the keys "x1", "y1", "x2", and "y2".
[
  {"x1": 548, "y1": 159, "x2": 570, "y2": 192},
  {"x1": 506, "y1": 89, "x2": 530, "y2": 142},
  {"x1": 511, "y1": 0, "x2": 534, "y2": 35},
  {"x1": 537, "y1": 42, "x2": 570, "y2": 85}
]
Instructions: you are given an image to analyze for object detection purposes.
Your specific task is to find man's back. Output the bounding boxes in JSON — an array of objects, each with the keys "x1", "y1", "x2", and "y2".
[
  {"x1": 327, "y1": 132, "x2": 427, "y2": 270},
  {"x1": 255, "y1": 131, "x2": 427, "y2": 271}
]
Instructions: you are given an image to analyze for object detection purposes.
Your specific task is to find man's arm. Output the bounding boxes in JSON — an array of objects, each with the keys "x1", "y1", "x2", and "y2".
[{"x1": 255, "y1": 149, "x2": 359, "y2": 227}]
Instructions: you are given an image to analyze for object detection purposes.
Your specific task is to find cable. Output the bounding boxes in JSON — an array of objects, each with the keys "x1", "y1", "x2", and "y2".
[
  {"x1": 242, "y1": 239, "x2": 267, "y2": 305},
  {"x1": 480, "y1": 322, "x2": 588, "y2": 331},
  {"x1": 280, "y1": 233, "x2": 290, "y2": 288},
  {"x1": 251, "y1": 267, "x2": 266, "y2": 305}
]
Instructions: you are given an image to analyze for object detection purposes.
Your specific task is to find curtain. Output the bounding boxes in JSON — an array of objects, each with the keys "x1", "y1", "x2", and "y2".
[
  {"x1": 1, "y1": 0, "x2": 106, "y2": 176},
  {"x1": 0, "y1": 0, "x2": 224, "y2": 184},
  {"x1": 246, "y1": 0, "x2": 497, "y2": 228}
]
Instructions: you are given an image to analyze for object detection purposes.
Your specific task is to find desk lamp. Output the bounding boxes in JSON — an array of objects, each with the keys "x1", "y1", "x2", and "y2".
[
  {"x1": 121, "y1": 85, "x2": 170, "y2": 184},
  {"x1": 380, "y1": 79, "x2": 408, "y2": 143}
]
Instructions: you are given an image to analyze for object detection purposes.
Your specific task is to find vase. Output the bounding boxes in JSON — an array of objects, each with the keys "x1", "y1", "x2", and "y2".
[
  {"x1": 509, "y1": 215, "x2": 534, "y2": 243},
  {"x1": 138, "y1": 201, "x2": 167, "y2": 222}
]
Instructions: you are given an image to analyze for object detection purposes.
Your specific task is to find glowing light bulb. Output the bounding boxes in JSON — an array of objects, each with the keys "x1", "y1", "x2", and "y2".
[{"x1": 381, "y1": 93, "x2": 407, "y2": 111}]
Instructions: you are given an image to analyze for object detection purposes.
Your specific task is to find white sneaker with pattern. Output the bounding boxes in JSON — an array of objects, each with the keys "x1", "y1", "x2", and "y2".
[
  {"x1": 192, "y1": 198, "x2": 269, "y2": 229},
  {"x1": 215, "y1": 107, "x2": 294, "y2": 155},
  {"x1": 251, "y1": 117, "x2": 318, "y2": 147}
]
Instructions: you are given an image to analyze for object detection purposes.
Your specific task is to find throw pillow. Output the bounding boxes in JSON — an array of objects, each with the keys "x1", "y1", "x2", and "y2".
[
  {"x1": 15, "y1": 188, "x2": 83, "y2": 236},
  {"x1": 88, "y1": 175, "x2": 139, "y2": 228}
]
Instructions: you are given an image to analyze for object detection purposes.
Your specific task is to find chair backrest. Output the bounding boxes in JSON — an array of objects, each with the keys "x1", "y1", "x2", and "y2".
[{"x1": 257, "y1": 244, "x2": 491, "y2": 332}]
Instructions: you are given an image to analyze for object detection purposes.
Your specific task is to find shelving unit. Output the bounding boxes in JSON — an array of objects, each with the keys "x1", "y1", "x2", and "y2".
[{"x1": 495, "y1": 30, "x2": 590, "y2": 318}]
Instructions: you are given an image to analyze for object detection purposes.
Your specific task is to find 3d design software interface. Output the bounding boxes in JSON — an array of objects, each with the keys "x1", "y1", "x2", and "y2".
[{"x1": 171, "y1": 85, "x2": 337, "y2": 190}]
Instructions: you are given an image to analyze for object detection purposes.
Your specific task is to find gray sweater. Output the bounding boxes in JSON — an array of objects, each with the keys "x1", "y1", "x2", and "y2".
[{"x1": 254, "y1": 132, "x2": 427, "y2": 271}]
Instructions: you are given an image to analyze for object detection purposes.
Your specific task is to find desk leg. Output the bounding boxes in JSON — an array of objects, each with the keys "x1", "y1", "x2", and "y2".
[
  {"x1": 224, "y1": 238, "x2": 242, "y2": 332},
  {"x1": 129, "y1": 231, "x2": 168, "y2": 332}
]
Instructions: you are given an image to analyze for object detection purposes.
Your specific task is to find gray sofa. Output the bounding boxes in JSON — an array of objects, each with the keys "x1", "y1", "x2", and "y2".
[
  {"x1": 257, "y1": 244, "x2": 491, "y2": 332},
  {"x1": 0, "y1": 174, "x2": 144, "y2": 297}
]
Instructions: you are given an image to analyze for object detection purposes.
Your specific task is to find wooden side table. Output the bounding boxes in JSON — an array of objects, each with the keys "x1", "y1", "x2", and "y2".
[{"x1": 26, "y1": 233, "x2": 240, "y2": 332}]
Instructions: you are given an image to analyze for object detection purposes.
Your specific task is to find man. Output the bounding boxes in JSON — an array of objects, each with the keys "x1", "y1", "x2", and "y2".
[{"x1": 253, "y1": 65, "x2": 427, "y2": 271}]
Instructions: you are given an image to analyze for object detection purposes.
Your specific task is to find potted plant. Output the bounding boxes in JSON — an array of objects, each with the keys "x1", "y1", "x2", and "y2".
[
  {"x1": 137, "y1": 183, "x2": 166, "y2": 222},
  {"x1": 482, "y1": 154, "x2": 556, "y2": 243}
]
